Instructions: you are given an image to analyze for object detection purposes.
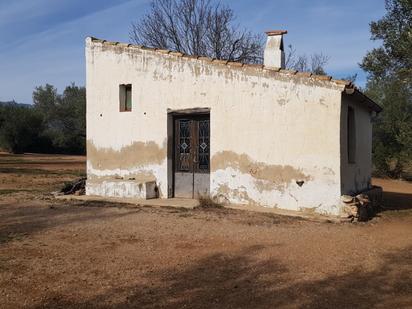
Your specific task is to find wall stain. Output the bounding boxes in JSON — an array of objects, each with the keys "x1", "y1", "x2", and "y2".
[
  {"x1": 216, "y1": 183, "x2": 253, "y2": 204},
  {"x1": 87, "y1": 139, "x2": 167, "y2": 171},
  {"x1": 87, "y1": 171, "x2": 157, "y2": 183},
  {"x1": 277, "y1": 98, "x2": 287, "y2": 106},
  {"x1": 212, "y1": 151, "x2": 311, "y2": 193},
  {"x1": 322, "y1": 167, "x2": 336, "y2": 176},
  {"x1": 299, "y1": 204, "x2": 322, "y2": 215},
  {"x1": 319, "y1": 98, "x2": 328, "y2": 108},
  {"x1": 193, "y1": 64, "x2": 201, "y2": 77},
  {"x1": 216, "y1": 183, "x2": 282, "y2": 209}
]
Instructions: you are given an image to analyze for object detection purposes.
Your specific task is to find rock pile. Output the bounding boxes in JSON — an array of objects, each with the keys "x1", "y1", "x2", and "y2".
[{"x1": 341, "y1": 193, "x2": 376, "y2": 222}]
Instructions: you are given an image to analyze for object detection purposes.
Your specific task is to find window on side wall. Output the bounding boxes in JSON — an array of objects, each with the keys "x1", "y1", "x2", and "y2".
[
  {"x1": 347, "y1": 106, "x2": 356, "y2": 164},
  {"x1": 119, "y1": 84, "x2": 132, "y2": 112}
]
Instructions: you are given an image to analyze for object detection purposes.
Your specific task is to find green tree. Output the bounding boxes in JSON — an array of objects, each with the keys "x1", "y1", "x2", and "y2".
[
  {"x1": 53, "y1": 84, "x2": 86, "y2": 153},
  {"x1": 0, "y1": 83, "x2": 86, "y2": 155},
  {"x1": 0, "y1": 104, "x2": 45, "y2": 154},
  {"x1": 32, "y1": 83, "x2": 86, "y2": 154},
  {"x1": 32, "y1": 84, "x2": 59, "y2": 123},
  {"x1": 368, "y1": 79, "x2": 412, "y2": 178},
  {"x1": 361, "y1": 0, "x2": 412, "y2": 82},
  {"x1": 361, "y1": 0, "x2": 412, "y2": 178}
]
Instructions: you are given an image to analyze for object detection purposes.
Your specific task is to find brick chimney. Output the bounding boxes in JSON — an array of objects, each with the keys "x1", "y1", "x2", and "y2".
[{"x1": 264, "y1": 30, "x2": 287, "y2": 69}]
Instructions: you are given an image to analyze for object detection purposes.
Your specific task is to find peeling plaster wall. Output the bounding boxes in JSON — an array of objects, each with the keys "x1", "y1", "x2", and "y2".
[
  {"x1": 340, "y1": 94, "x2": 373, "y2": 195},
  {"x1": 86, "y1": 38, "x2": 348, "y2": 215}
]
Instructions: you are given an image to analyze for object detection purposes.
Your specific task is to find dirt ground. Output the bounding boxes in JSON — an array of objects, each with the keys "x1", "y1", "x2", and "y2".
[{"x1": 0, "y1": 153, "x2": 411, "y2": 308}]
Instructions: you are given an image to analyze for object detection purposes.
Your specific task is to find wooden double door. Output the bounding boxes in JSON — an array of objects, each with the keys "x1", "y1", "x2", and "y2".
[{"x1": 174, "y1": 115, "x2": 210, "y2": 198}]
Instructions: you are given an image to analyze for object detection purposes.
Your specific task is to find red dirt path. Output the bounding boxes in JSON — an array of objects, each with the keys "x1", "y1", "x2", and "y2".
[{"x1": 0, "y1": 154, "x2": 411, "y2": 308}]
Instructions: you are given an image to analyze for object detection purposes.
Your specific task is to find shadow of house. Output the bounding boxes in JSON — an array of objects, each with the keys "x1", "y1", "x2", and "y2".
[
  {"x1": 0, "y1": 201, "x2": 141, "y2": 244},
  {"x1": 31, "y1": 245, "x2": 412, "y2": 309},
  {"x1": 381, "y1": 191, "x2": 412, "y2": 211}
]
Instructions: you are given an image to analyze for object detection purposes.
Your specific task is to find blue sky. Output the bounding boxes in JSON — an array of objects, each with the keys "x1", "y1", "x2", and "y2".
[{"x1": 0, "y1": 0, "x2": 386, "y2": 103}]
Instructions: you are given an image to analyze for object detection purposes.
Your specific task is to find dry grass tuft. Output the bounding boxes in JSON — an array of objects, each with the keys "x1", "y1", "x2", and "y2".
[{"x1": 197, "y1": 196, "x2": 224, "y2": 209}]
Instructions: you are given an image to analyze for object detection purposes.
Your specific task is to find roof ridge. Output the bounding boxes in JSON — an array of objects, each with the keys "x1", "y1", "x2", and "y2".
[{"x1": 87, "y1": 37, "x2": 354, "y2": 89}]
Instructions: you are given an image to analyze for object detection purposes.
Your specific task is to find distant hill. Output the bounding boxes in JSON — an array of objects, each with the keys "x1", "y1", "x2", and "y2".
[{"x1": 0, "y1": 100, "x2": 31, "y2": 108}]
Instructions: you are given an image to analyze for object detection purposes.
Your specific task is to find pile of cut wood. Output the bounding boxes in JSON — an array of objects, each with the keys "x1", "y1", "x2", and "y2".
[
  {"x1": 341, "y1": 194, "x2": 374, "y2": 222},
  {"x1": 60, "y1": 177, "x2": 86, "y2": 196}
]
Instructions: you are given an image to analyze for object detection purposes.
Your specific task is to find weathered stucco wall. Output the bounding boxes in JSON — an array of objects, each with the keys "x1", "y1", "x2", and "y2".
[
  {"x1": 86, "y1": 37, "x2": 350, "y2": 215},
  {"x1": 340, "y1": 94, "x2": 373, "y2": 195}
]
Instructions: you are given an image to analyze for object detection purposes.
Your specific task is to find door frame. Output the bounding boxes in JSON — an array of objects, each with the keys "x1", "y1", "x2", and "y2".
[{"x1": 167, "y1": 108, "x2": 210, "y2": 198}]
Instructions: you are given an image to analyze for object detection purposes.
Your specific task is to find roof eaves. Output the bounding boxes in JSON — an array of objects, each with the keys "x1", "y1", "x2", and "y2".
[
  {"x1": 344, "y1": 86, "x2": 383, "y2": 113},
  {"x1": 87, "y1": 37, "x2": 361, "y2": 91}
]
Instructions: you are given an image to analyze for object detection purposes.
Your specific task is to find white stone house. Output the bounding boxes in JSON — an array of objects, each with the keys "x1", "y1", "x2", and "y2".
[{"x1": 85, "y1": 31, "x2": 382, "y2": 216}]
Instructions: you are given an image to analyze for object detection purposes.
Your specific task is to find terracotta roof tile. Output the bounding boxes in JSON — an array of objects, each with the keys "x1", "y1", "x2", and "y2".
[
  {"x1": 128, "y1": 44, "x2": 143, "y2": 49},
  {"x1": 169, "y1": 51, "x2": 184, "y2": 57},
  {"x1": 264, "y1": 67, "x2": 281, "y2": 72},
  {"x1": 279, "y1": 69, "x2": 298, "y2": 75},
  {"x1": 212, "y1": 59, "x2": 229, "y2": 65},
  {"x1": 265, "y1": 30, "x2": 288, "y2": 36},
  {"x1": 227, "y1": 61, "x2": 244, "y2": 67},
  {"x1": 117, "y1": 43, "x2": 131, "y2": 48},
  {"x1": 183, "y1": 54, "x2": 199, "y2": 59},
  {"x1": 295, "y1": 72, "x2": 312, "y2": 78},
  {"x1": 312, "y1": 74, "x2": 332, "y2": 81},
  {"x1": 156, "y1": 49, "x2": 171, "y2": 54},
  {"x1": 333, "y1": 79, "x2": 352, "y2": 86},
  {"x1": 198, "y1": 56, "x2": 213, "y2": 62},
  {"x1": 244, "y1": 64, "x2": 264, "y2": 69},
  {"x1": 140, "y1": 45, "x2": 156, "y2": 51}
]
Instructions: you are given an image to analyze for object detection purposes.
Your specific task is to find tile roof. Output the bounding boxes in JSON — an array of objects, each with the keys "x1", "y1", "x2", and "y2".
[
  {"x1": 265, "y1": 30, "x2": 288, "y2": 36},
  {"x1": 87, "y1": 37, "x2": 382, "y2": 113}
]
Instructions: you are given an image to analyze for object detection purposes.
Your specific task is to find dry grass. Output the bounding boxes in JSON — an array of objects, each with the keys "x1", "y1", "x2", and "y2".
[{"x1": 196, "y1": 195, "x2": 224, "y2": 209}]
